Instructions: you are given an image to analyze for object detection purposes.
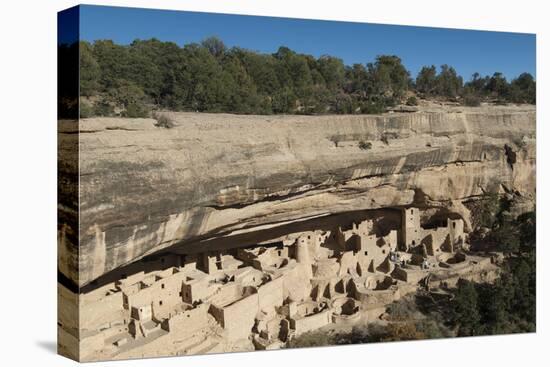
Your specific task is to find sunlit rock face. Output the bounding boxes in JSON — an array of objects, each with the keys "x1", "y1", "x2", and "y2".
[{"x1": 58, "y1": 105, "x2": 536, "y2": 287}]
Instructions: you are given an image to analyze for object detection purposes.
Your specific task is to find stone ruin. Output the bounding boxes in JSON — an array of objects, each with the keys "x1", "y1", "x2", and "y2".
[{"x1": 76, "y1": 207, "x2": 500, "y2": 360}]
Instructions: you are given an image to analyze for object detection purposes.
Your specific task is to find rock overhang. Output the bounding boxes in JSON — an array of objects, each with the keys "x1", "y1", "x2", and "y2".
[{"x1": 57, "y1": 106, "x2": 536, "y2": 287}]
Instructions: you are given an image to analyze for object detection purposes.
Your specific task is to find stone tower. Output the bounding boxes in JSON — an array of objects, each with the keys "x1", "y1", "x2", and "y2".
[
  {"x1": 401, "y1": 207, "x2": 422, "y2": 251},
  {"x1": 296, "y1": 234, "x2": 313, "y2": 278},
  {"x1": 448, "y1": 218, "x2": 464, "y2": 252}
]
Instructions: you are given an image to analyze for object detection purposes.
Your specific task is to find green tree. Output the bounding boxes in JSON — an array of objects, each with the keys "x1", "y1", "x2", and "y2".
[
  {"x1": 178, "y1": 43, "x2": 231, "y2": 111},
  {"x1": 452, "y1": 279, "x2": 481, "y2": 336},
  {"x1": 465, "y1": 72, "x2": 489, "y2": 96},
  {"x1": 366, "y1": 55, "x2": 410, "y2": 101},
  {"x1": 92, "y1": 40, "x2": 131, "y2": 91},
  {"x1": 517, "y1": 211, "x2": 536, "y2": 248},
  {"x1": 436, "y1": 64, "x2": 463, "y2": 98},
  {"x1": 221, "y1": 53, "x2": 262, "y2": 113},
  {"x1": 491, "y1": 221, "x2": 520, "y2": 254},
  {"x1": 477, "y1": 192, "x2": 501, "y2": 229},
  {"x1": 126, "y1": 39, "x2": 166, "y2": 105},
  {"x1": 108, "y1": 79, "x2": 147, "y2": 108},
  {"x1": 238, "y1": 50, "x2": 280, "y2": 96},
  {"x1": 509, "y1": 73, "x2": 536, "y2": 104},
  {"x1": 79, "y1": 41, "x2": 100, "y2": 96},
  {"x1": 415, "y1": 65, "x2": 437, "y2": 95},
  {"x1": 201, "y1": 36, "x2": 226, "y2": 59},
  {"x1": 345, "y1": 63, "x2": 369, "y2": 95},
  {"x1": 77, "y1": 37, "x2": 535, "y2": 116},
  {"x1": 272, "y1": 86, "x2": 296, "y2": 113},
  {"x1": 107, "y1": 79, "x2": 149, "y2": 117},
  {"x1": 486, "y1": 72, "x2": 509, "y2": 99},
  {"x1": 317, "y1": 55, "x2": 345, "y2": 91}
]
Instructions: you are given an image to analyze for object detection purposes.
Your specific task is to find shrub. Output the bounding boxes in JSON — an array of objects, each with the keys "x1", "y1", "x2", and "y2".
[
  {"x1": 80, "y1": 102, "x2": 93, "y2": 118},
  {"x1": 415, "y1": 319, "x2": 450, "y2": 339},
  {"x1": 463, "y1": 95, "x2": 481, "y2": 107},
  {"x1": 123, "y1": 103, "x2": 149, "y2": 118},
  {"x1": 153, "y1": 112, "x2": 175, "y2": 129},
  {"x1": 406, "y1": 96, "x2": 418, "y2": 106},
  {"x1": 287, "y1": 330, "x2": 334, "y2": 348},
  {"x1": 340, "y1": 324, "x2": 378, "y2": 344},
  {"x1": 381, "y1": 322, "x2": 425, "y2": 341},
  {"x1": 358, "y1": 140, "x2": 372, "y2": 150},
  {"x1": 93, "y1": 100, "x2": 114, "y2": 116},
  {"x1": 386, "y1": 299, "x2": 418, "y2": 321},
  {"x1": 361, "y1": 100, "x2": 385, "y2": 114}
]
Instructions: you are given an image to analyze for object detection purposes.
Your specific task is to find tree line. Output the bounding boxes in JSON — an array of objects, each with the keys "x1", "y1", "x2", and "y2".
[{"x1": 77, "y1": 37, "x2": 536, "y2": 118}]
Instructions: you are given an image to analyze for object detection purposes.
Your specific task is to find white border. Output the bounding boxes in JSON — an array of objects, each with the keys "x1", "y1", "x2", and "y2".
[{"x1": 0, "y1": 1, "x2": 546, "y2": 366}]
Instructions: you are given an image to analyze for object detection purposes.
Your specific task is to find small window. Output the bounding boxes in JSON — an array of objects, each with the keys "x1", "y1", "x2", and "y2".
[
  {"x1": 453, "y1": 222, "x2": 456, "y2": 229},
  {"x1": 411, "y1": 209, "x2": 413, "y2": 215},
  {"x1": 161, "y1": 283, "x2": 165, "y2": 289},
  {"x1": 159, "y1": 301, "x2": 163, "y2": 306}
]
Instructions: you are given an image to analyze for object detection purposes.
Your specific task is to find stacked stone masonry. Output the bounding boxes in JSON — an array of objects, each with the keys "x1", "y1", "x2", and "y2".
[{"x1": 69, "y1": 207, "x2": 500, "y2": 360}]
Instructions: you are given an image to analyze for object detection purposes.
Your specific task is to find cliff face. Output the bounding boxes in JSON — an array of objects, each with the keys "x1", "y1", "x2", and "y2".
[{"x1": 58, "y1": 106, "x2": 536, "y2": 287}]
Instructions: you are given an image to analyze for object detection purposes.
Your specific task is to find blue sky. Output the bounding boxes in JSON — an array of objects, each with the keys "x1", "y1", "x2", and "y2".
[{"x1": 78, "y1": 5, "x2": 536, "y2": 80}]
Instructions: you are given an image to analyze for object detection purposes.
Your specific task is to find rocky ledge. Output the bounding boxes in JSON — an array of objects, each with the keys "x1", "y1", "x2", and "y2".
[{"x1": 58, "y1": 105, "x2": 536, "y2": 287}]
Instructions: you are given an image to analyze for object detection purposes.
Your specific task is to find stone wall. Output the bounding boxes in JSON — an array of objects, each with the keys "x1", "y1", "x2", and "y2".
[
  {"x1": 162, "y1": 303, "x2": 209, "y2": 333},
  {"x1": 213, "y1": 293, "x2": 259, "y2": 341},
  {"x1": 290, "y1": 310, "x2": 332, "y2": 336}
]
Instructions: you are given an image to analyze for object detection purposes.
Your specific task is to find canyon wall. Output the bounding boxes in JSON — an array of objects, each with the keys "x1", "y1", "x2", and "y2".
[{"x1": 58, "y1": 106, "x2": 536, "y2": 287}]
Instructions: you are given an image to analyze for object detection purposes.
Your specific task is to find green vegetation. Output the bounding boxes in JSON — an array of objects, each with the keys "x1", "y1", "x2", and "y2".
[
  {"x1": 463, "y1": 94, "x2": 481, "y2": 107},
  {"x1": 288, "y1": 319, "x2": 451, "y2": 349},
  {"x1": 287, "y1": 330, "x2": 335, "y2": 348},
  {"x1": 74, "y1": 37, "x2": 535, "y2": 118},
  {"x1": 470, "y1": 191, "x2": 535, "y2": 255},
  {"x1": 416, "y1": 65, "x2": 462, "y2": 98},
  {"x1": 406, "y1": 96, "x2": 418, "y2": 106},
  {"x1": 450, "y1": 253, "x2": 535, "y2": 336},
  {"x1": 449, "y1": 195, "x2": 536, "y2": 335},
  {"x1": 463, "y1": 72, "x2": 536, "y2": 104}
]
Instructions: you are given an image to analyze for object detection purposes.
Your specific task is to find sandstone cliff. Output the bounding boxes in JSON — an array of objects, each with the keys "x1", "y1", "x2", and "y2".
[{"x1": 58, "y1": 106, "x2": 536, "y2": 287}]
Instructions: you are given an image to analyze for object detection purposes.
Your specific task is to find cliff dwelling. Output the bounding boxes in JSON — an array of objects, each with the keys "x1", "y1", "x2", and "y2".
[
  {"x1": 54, "y1": 5, "x2": 537, "y2": 363},
  {"x1": 66, "y1": 207, "x2": 501, "y2": 360}
]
